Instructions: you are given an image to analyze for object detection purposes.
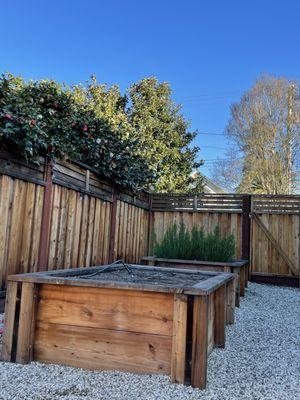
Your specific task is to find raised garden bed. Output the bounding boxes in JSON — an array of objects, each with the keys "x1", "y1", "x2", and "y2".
[
  {"x1": 141, "y1": 257, "x2": 249, "y2": 307},
  {"x1": 1, "y1": 263, "x2": 236, "y2": 389}
]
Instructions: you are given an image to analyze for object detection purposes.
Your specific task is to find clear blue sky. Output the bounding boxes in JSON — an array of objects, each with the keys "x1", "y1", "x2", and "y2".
[{"x1": 1, "y1": 0, "x2": 300, "y2": 177}]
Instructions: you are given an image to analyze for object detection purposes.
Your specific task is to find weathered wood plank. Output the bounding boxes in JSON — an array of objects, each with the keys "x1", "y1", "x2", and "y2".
[
  {"x1": 7, "y1": 180, "x2": 26, "y2": 276},
  {"x1": 71, "y1": 193, "x2": 82, "y2": 268},
  {"x1": 30, "y1": 185, "x2": 44, "y2": 272},
  {"x1": 191, "y1": 295, "x2": 209, "y2": 389},
  {"x1": 214, "y1": 285, "x2": 226, "y2": 348},
  {"x1": 37, "y1": 285, "x2": 174, "y2": 336},
  {"x1": 226, "y1": 278, "x2": 235, "y2": 324},
  {"x1": 48, "y1": 185, "x2": 61, "y2": 270},
  {"x1": 171, "y1": 294, "x2": 188, "y2": 384},
  {"x1": 64, "y1": 189, "x2": 76, "y2": 269},
  {"x1": 16, "y1": 282, "x2": 38, "y2": 364},
  {"x1": 252, "y1": 213, "x2": 298, "y2": 275},
  {"x1": 1, "y1": 281, "x2": 18, "y2": 361},
  {"x1": 35, "y1": 322, "x2": 172, "y2": 374},
  {"x1": 0, "y1": 175, "x2": 13, "y2": 289}
]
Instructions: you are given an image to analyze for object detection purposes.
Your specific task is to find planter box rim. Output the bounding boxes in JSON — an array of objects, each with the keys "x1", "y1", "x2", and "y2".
[
  {"x1": 141, "y1": 256, "x2": 249, "y2": 268},
  {"x1": 8, "y1": 264, "x2": 235, "y2": 296}
]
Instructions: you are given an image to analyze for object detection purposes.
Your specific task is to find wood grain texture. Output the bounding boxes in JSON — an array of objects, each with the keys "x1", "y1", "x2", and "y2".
[
  {"x1": 16, "y1": 282, "x2": 38, "y2": 364},
  {"x1": 0, "y1": 176, "x2": 44, "y2": 290},
  {"x1": 34, "y1": 322, "x2": 172, "y2": 374},
  {"x1": 1, "y1": 281, "x2": 18, "y2": 361},
  {"x1": 113, "y1": 200, "x2": 149, "y2": 263},
  {"x1": 37, "y1": 284, "x2": 174, "y2": 336},
  {"x1": 251, "y1": 213, "x2": 299, "y2": 277},
  {"x1": 152, "y1": 211, "x2": 243, "y2": 259},
  {"x1": 226, "y1": 278, "x2": 235, "y2": 324},
  {"x1": 1, "y1": 153, "x2": 299, "y2": 292},
  {"x1": 214, "y1": 285, "x2": 226, "y2": 348},
  {"x1": 191, "y1": 295, "x2": 209, "y2": 389},
  {"x1": 171, "y1": 294, "x2": 188, "y2": 384}
]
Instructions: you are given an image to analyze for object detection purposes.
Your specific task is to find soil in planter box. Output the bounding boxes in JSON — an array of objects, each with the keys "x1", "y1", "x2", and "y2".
[{"x1": 69, "y1": 265, "x2": 208, "y2": 288}]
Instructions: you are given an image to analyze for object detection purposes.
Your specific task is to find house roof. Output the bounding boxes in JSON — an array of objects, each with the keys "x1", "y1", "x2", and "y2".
[{"x1": 191, "y1": 171, "x2": 226, "y2": 193}]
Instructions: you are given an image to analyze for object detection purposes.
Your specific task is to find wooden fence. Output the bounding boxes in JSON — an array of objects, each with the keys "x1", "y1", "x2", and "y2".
[
  {"x1": 0, "y1": 150, "x2": 150, "y2": 291},
  {"x1": 0, "y1": 149, "x2": 299, "y2": 291},
  {"x1": 251, "y1": 196, "x2": 300, "y2": 277},
  {"x1": 150, "y1": 193, "x2": 299, "y2": 285},
  {"x1": 150, "y1": 195, "x2": 244, "y2": 259}
]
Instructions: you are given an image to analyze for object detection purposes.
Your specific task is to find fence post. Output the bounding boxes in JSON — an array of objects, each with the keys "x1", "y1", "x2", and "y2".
[
  {"x1": 37, "y1": 158, "x2": 53, "y2": 272},
  {"x1": 108, "y1": 187, "x2": 118, "y2": 264},
  {"x1": 147, "y1": 194, "x2": 153, "y2": 256},
  {"x1": 241, "y1": 195, "x2": 251, "y2": 261},
  {"x1": 193, "y1": 195, "x2": 198, "y2": 211}
]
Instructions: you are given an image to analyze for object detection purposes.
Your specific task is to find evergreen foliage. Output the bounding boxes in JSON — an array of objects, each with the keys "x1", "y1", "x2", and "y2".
[
  {"x1": 0, "y1": 73, "x2": 204, "y2": 192},
  {"x1": 153, "y1": 223, "x2": 236, "y2": 262}
]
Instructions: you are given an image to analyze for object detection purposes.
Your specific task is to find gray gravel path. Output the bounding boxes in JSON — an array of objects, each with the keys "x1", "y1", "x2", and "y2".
[{"x1": 0, "y1": 283, "x2": 299, "y2": 400}]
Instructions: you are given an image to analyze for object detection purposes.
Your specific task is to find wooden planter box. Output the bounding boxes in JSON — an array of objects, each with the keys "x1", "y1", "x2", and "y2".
[
  {"x1": 141, "y1": 257, "x2": 249, "y2": 307},
  {"x1": 1, "y1": 264, "x2": 236, "y2": 389}
]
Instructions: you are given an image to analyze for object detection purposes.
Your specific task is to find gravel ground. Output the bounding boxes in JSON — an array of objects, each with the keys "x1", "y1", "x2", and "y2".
[{"x1": 0, "y1": 283, "x2": 299, "y2": 400}]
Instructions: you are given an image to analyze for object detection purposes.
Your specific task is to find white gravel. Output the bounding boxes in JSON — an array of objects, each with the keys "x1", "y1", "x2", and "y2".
[{"x1": 0, "y1": 283, "x2": 299, "y2": 400}]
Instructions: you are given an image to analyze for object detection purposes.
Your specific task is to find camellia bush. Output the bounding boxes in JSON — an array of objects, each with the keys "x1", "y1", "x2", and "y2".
[
  {"x1": 0, "y1": 73, "x2": 203, "y2": 191},
  {"x1": 0, "y1": 73, "x2": 151, "y2": 189},
  {"x1": 153, "y1": 223, "x2": 236, "y2": 262}
]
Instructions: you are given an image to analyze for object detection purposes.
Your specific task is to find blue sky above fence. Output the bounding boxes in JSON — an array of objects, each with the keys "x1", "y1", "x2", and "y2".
[{"x1": 1, "y1": 0, "x2": 300, "y2": 177}]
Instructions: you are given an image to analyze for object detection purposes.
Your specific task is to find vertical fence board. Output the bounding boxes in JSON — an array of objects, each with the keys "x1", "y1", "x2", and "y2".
[
  {"x1": 71, "y1": 193, "x2": 82, "y2": 268},
  {"x1": 152, "y1": 211, "x2": 243, "y2": 260}
]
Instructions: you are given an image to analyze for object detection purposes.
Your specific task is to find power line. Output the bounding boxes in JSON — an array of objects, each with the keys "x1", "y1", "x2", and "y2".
[
  {"x1": 174, "y1": 91, "x2": 242, "y2": 101},
  {"x1": 200, "y1": 145, "x2": 228, "y2": 150},
  {"x1": 199, "y1": 157, "x2": 243, "y2": 162},
  {"x1": 197, "y1": 131, "x2": 227, "y2": 136}
]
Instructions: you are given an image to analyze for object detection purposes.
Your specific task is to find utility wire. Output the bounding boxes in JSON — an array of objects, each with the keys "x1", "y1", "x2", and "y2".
[
  {"x1": 200, "y1": 145, "x2": 228, "y2": 150},
  {"x1": 174, "y1": 91, "x2": 242, "y2": 101},
  {"x1": 197, "y1": 131, "x2": 227, "y2": 136}
]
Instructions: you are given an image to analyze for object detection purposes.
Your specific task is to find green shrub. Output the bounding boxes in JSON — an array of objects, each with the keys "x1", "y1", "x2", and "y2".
[
  {"x1": 153, "y1": 223, "x2": 236, "y2": 262},
  {"x1": 0, "y1": 73, "x2": 203, "y2": 192},
  {"x1": 0, "y1": 73, "x2": 151, "y2": 189}
]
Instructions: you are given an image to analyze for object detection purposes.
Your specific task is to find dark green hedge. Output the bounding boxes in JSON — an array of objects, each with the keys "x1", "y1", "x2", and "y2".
[{"x1": 153, "y1": 223, "x2": 236, "y2": 262}]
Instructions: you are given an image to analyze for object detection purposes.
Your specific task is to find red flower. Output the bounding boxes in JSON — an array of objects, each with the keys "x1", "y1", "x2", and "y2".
[
  {"x1": 4, "y1": 113, "x2": 13, "y2": 120},
  {"x1": 47, "y1": 146, "x2": 53, "y2": 153},
  {"x1": 29, "y1": 119, "x2": 36, "y2": 126},
  {"x1": 83, "y1": 124, "x2": 88, "y2": 132},
  {"x1": 88, "y1": 133, "x2": 93, "y2": 139}
]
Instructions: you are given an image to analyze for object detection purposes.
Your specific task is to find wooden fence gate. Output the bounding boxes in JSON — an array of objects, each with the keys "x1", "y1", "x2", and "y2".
[{"x1": 251, "y1": 196, "x2": 300, "y2": 280}]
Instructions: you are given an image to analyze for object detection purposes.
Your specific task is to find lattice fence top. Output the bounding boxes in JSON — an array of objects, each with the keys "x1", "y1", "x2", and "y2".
[
  {"x1": 151, "y1": 194, "x2": 244, "y2": 213},
  {"x1": 252, "y1": 195, "x2": 300, "y2": 214}
]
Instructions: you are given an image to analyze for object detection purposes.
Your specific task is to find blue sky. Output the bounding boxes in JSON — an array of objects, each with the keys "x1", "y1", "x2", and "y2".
[{"x1": 1, "y1": 0, "x2": 300, "y2": 177}]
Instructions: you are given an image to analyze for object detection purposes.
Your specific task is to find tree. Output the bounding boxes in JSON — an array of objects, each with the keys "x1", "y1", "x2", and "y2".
[
  {"x1": 127, "y1": 77, "x2": 203, "y2": 192},
  {"x1": 210, "y1": 149, "x2": 242, "y2": 192},
  {"x1": 0, "y1": 74, "x2": 204, "y2": 192},
  {"x1": 213, "y1": 76, "x2": 300, "y2": 194},
  {"x1": 0, "y1": 73, "x2": 151, "y2": 189}
]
